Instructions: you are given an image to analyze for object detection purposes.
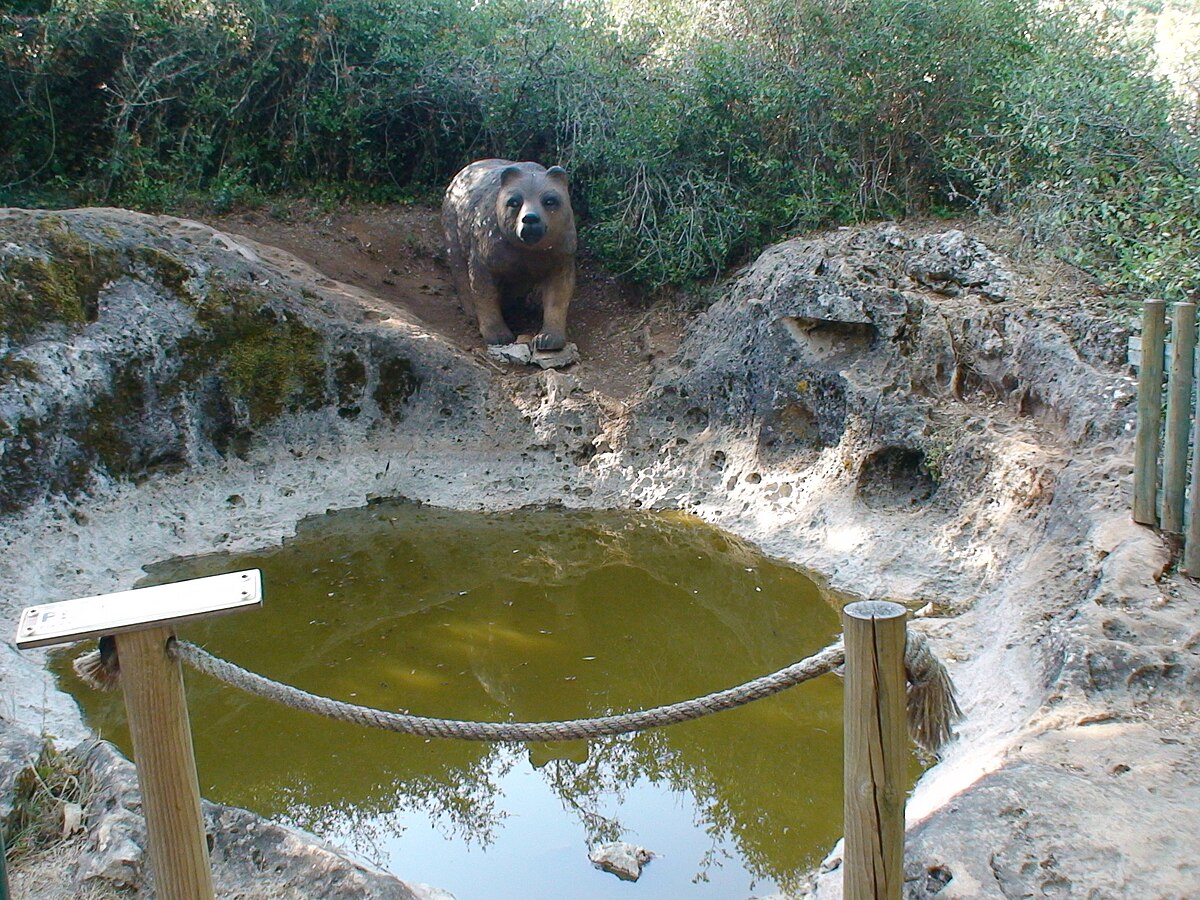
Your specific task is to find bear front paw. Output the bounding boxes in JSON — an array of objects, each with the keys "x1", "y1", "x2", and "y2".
[
  {"x1": 532, "y1": 331, "x2": 567, "y2": 351},
  {"x1": 482, "y1": 324, "x2": 516, "y2": 345}
]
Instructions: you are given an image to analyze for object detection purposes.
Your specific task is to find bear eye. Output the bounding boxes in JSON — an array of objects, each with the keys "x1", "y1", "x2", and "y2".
[
  {"x1": 506, "y1": 195, "x2": 522, "y2": 209},
  {"x1": 543, "y1": 194, "x2": 559, "y2": 209}
]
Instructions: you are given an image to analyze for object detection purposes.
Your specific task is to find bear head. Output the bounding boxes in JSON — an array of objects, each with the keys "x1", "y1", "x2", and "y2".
[{"x1": 496, "y1": 164, "x2": 573, "y2": 249}]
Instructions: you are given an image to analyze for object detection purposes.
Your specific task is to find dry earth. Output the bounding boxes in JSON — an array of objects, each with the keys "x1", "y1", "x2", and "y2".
[
  {"x1": 0, "y1": 202, "x2": 1197, "y2": 899},
  {"x1": 206, "y1": 201, "x2": 688, "y2": 402}
]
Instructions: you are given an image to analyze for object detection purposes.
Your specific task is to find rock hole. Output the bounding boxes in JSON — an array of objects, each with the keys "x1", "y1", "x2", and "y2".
[
  {"x1": 924, "y1": 864, "x2": 953, "y2": 893},
  {"x1": 856, "y1": 446, "x2": 936, "y2": 509},
  {"x1": 779, "y1": 315, "x2": 876, "y2": 362}
]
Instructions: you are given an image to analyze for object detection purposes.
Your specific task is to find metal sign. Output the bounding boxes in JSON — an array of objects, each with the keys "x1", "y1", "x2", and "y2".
[{"x1": 14, "y1": 569, "x2": 262, "y2": 649}]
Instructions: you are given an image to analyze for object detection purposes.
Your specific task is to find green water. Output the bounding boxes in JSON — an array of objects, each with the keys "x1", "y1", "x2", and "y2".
[{"x1": 55, "y1": 503, "x2": 848, "y2": 899}]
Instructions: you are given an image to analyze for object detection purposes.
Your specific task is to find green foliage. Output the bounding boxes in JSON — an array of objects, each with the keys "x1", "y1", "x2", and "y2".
[
  {"x1": 944, "y1": 4, "x2": 1200, "y2": 301},
  {"x1": 1, "y1": 0, "x2": 1198, "y2": 297}
]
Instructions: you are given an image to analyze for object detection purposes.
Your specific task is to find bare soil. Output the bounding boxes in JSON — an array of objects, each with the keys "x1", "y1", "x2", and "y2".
[{"x1": 208, "y1": 202, "x2": 689, "y2": 403}]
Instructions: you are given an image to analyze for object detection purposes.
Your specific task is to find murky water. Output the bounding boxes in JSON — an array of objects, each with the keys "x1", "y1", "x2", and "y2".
[{"x1": 55, "y1": 503, "x2": 849, "y2": 898}]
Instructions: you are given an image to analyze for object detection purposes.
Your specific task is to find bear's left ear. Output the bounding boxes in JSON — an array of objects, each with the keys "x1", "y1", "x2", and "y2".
[
  {"x1": 500, "y1": 165, "x2": 524, "y2": 186},
  {"x1": 546, "y1": 166, "x2": 568, "y2": 184}
]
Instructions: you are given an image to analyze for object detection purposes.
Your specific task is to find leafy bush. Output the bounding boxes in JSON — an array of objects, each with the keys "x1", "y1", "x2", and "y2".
[
  {"x1": 2, "y1": 0, "x2": 1197, "y2": 296},
  {"x1": 944, "y1": 3, "x2": 1200, "y2": 301}
]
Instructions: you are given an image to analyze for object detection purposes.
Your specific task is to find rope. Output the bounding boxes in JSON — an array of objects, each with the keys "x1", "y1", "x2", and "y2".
[
  {"x1": 168, "y1": 638, "x2": 848, "y2": 743},
  {"x1": 75, "y1": 631, "x2": 959, "y2": 752},
  {"x1": 904, "y1": 630, "x2": 963, "y2": 753}
]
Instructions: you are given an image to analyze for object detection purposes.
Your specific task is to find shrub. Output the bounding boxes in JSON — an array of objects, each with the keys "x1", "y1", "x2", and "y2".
[
  {"x1": 1, "y1": 0, "x2": 1197, "y2": 297},
  {"x1": 943, "y1": 4, "x2": 1200, "y2": 301}
]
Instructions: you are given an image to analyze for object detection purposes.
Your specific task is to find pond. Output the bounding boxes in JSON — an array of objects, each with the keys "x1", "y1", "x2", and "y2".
[{"x1": 55, "y1": 502, "x2": 848, "y2": 899}]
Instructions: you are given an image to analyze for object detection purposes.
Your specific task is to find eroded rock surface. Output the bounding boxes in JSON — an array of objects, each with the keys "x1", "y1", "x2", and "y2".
[{"x1": 1, "y1": 210, "x2": 1194, "y2": 899}]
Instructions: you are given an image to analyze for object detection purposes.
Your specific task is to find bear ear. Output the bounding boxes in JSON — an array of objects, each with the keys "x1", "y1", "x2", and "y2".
[
  {"x1": 546, "y1": 166, "x2": 568, "y2": 183},
  {"x1": 500, "y1": 165, "x2": 524, "y2": 186}
]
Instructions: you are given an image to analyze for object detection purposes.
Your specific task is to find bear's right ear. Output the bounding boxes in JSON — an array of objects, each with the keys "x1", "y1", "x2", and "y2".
[{"x1": 500, "y1": 166, "x2": 523, "y2": 186}]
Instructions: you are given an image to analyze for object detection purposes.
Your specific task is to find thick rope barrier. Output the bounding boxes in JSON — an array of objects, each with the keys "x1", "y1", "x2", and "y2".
[
  {"x1": 169, "y1": 638, "x2": 847, "y2": 742},
  {"x1": 75, "y1": 630, "x2": 959, "y2": 752}
]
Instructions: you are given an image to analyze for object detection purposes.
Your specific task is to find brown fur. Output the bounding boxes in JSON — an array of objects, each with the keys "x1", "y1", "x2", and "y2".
[{"x1": 442, "y1": 159, "x2": 577, "y2": 350}]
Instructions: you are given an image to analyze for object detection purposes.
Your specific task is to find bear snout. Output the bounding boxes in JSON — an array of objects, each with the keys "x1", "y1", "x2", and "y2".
[{"x1": 518, "y1": 216, "x2": 547, "y2": 245}]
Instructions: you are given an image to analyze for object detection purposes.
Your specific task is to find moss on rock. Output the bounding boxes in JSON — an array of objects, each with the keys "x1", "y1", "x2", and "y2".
[
  {"x1": 334, "y1": 351, "x2": 367, "y2": 419},
  {"x1": 80, "y1": 362, "x2": 146, "y2": 477},
  {"x1": 131, "y1": 247, "x2": 195, "y2": 301},
  {"x1": 0, "y1": 226, "x2": 122, "y2": 343},
  {"x1": 373, "y1": 356, "x2": 420, "y2": 420},
  {"x1": 183, "y1": 282, "x2": 327, "y2": 427},
  {"x1": 0, "y1": 356, "x2": 40, "y2": 387}
]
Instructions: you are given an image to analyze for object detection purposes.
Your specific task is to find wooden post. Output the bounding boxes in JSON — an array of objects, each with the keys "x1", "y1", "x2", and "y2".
[
  {"x1": 15, "y1": 570, "x2": 262, "y2": 900},
  {"x1": 842, "y1": 600, "x2": 907, "y2": 900},
  {"x1": 118, "y1": 625, "x2": 213, "y2": 900},
  {"x1": 1184, "y1": 369, "x2": 1200, "y2": 575},
  {"x1": 1161, "y1": 302, "x2": 1196, "y2": 533},
  {"x1": 1134, "y1": 299, "x2": 1167, "y2": 525},
  {"x1": 0, "y1": 828, "x2": 10, "y2": 900}
]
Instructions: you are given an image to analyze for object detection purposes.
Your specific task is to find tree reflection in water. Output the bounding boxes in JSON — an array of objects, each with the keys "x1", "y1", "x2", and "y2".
[{"x1": 56, "y1": 502, "x2": 852, "y2": 897}]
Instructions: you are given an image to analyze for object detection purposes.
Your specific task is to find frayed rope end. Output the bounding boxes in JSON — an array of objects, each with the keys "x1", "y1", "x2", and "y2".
[
  {"x1": 73, "y1": 635, "x2": 120, "y2": 691},
  {"x1": 904, "y1": 632, "x2": 962, "y2": 756}
]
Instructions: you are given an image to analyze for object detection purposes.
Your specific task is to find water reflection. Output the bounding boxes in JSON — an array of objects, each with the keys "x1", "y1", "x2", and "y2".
[{"x1": 55, "y1": 503, "x2": 845, "y2": 898}]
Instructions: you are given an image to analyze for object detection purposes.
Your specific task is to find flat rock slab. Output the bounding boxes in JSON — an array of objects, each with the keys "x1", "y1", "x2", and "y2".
[
  {"x1": 588, "y1": 841, "x2": 654, "y2": 881},
  {"x1": 487, "y1": 341, "x2": 579, "y2": 369}
]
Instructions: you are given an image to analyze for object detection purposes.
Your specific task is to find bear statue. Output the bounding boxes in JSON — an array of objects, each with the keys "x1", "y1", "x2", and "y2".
[{"x1": 442, "y1": 159, "x2": 577, "y2": 351}]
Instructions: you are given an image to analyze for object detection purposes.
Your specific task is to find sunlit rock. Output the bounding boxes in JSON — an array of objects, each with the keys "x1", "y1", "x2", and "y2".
[{"x1": 588, "y1": 841, "x2": 654, "y2": 881}]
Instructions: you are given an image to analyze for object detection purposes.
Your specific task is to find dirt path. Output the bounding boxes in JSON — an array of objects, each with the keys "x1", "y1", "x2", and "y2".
[{"x1": 209, "y1": 202, "x2": 688, "y2": 403}]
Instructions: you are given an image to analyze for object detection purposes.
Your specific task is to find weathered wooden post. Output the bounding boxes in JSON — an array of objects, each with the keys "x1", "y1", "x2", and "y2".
[
  {"x1": 842, "y1": 600, "x2": 907, "y2": 900},
  {"x1": 1161, "y1": 302, "x2": 1196, "y2": 533},
  {"x1": 1184, "y1": 369, "x2": 1200, "y2": 575},
  {"x1": 1134, "y1": 299, "x2": 1167, "y2": 525},
  {"x1": 0, "y1": 829, "x2": 9, "y2": 900},
  {"x1": 15, "y1": 570, "x2": 262, "y2": 900}
]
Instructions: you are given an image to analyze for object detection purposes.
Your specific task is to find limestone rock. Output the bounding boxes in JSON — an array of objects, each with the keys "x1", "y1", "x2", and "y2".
[
  {"x1": 0, "y1": 207, "x2": 496, "y2": 515},
  {"x1": 588, "y1": 841, "x2": 654, "y2": 881},
  {"x1": 78, "y1": 807, "x2": 144, "y2": 888},
  {"x1": 73, "y1": 739, "x2": 421, "y2": 899},
  {"x1": 907, "y1": 229, "x2": 1014, "y2": 302},
  {"x1": 487, "y1": 340, "x2": 579, "y2": 369}
]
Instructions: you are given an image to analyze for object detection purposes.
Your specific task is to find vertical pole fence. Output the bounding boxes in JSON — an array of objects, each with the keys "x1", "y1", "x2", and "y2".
[
  {"x1": 117, "y1": 626, "x2": 214, "y2": 900},
  {"x1": 1161, "y1": 302, "x2": 1196, "y2": 533},
  {"x1": 1186, "y1": 383, "x2": 1200, "y2": 575},
  {"x1": 1133, "y1": 299, "x2": 1167, "y2": 526},
  {"x1": 842, "y1": 600, "x2": 907, "y2": 900},
  {"x1": 1131, "y1": 298, "x2": 1200, "y2": 574}
]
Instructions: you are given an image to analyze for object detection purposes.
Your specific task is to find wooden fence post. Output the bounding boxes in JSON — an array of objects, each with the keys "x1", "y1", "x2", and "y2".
[
  {"x1": 15, "y1": 570, "x2": 263, "y2": 900},
  {"x1": 1184, "y1": 372, "x2": 1200, "y2": 575},
  {"x1": 1134, "y1": 299, "x2": 1168, "y2": 525},
  {"x1": 842, "y1": 600, "x2": 907, "y2": 900},
  {"x1": 1161, "y1": 302, "x2": 1196, "y2": 533},
  {"x1": 117, "y1": 625, "x2": 214, "y2": 900},
  {"x1": 0, "y1": 829, "x2": 9, "y2": 900}
]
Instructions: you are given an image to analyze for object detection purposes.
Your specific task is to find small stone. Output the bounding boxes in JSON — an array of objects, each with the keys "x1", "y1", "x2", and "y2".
[
  {"x1": 487, "y1": 341, "x2": 579, "y2": 369},
  {"x1": 588, "y1": 841, "x2": 654, "y2": 881},
  {"x1": 61, "y1": 800, "x2": 84, "y2": 837},
  {"x1": 78, "y1": 808, "x2": 144, "y2": 888}
]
